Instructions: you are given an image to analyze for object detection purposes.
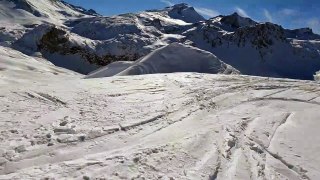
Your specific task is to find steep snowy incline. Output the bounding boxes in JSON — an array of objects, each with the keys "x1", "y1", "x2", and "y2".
[
  {"x1": 0, "y1": 0, "x2": 98, "y2": 25},
  {"x1": 86, "y1": 43, "x2": 239, "y2": 78},
  {"x1": 161, "y1": 3, "x2": 205, "y2": 23},
  {"x1": 1, "y1": 51, "x2": 320, "y2": 179},
  {"x1": 0, "y1": 46, "x2": 77, "y2": 79}
]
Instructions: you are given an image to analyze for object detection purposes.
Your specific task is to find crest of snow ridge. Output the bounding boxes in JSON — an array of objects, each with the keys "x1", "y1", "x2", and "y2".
[{"x1": 3, "y1": 0, "x2": 99, "y2": 18}]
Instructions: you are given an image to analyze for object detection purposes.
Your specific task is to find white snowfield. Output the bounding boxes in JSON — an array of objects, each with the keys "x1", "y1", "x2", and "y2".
[
  {"x1": 86, "y1": 43, "x2": 239, "y2": 78},
  {"x1": 1, "y1": 45, "x2": 320, "y2": 179}
]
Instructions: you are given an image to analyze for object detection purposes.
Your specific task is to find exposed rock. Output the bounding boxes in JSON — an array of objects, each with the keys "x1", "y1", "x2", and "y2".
[
  {"x1": 53, "y1": 127, "x2": 76, "y2": 134},
  {"x1": 14, "y1": 145, "x2": 26, "y2": 153}
]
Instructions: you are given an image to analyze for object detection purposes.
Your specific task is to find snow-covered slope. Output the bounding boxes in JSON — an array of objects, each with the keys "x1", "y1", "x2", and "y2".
[
  {"x1": 184, "y1": 16, "x2": 320, "y2": 80},
  {"x1": 0, "y1": 46, "x2": 77, "y2": 78},
  {"x1": 0, "y1": 0, "x2": 98, "y2": 25},
  {"x1": 2, "y1": 3, "x2": 205, "y2": 74},
  {"x1": 1, "y1": 48, "x2": 320, "y2": 179},
  {"x1": 87, "y1": 43, "x2": 239, "y2": 78},
  {"x1": 161, "y1": 3, "x2": 205, "y2": 23}
]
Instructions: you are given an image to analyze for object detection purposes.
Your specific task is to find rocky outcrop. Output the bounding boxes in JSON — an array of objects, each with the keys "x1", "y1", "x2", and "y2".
[{"x1": 38, "y1": 27, "x2": 141, "y2": 67}]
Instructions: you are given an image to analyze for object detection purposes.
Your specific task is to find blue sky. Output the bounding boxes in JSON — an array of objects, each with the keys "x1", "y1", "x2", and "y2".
[{"x1": 65, "y1": 0, "x2": 320, "y2": 33}]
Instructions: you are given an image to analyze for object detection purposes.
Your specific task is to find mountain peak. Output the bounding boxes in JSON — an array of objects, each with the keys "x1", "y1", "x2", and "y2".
[
  {"x1": 166, "y1": 3, "x2": 205, "y2": 23},
  {"x1": 231, "y1": 12, "x2": 240, "y2": 16},
  {"x1": 172, "y1": 3, "x2": 190, "y2": 9},
  {"x1": 220, "y1": 12, "x2": 257, "y2": 29}
]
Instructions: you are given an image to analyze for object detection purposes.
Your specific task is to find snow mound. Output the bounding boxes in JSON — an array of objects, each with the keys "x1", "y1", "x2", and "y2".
[
  {"x1": 87, "y1": 43, "x2": 239, "y2": 78},
  {"x1": 85, "y1": 61, "x2": 134, "y2": 78}
]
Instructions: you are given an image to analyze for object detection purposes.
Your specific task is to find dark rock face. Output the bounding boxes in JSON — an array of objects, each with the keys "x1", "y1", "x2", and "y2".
[
  {"x1": 38, "y1": 27, "x2": 141, "y2": 73},
  {"x1": 285, "y1": 28, "x2": 320, "y2": 40},
  {"x1": 219, "y1": 13, "x2": 257, "y2": 29},
  {"x1": 229, "y1": 23, "x2": 286, "y2": 48}
]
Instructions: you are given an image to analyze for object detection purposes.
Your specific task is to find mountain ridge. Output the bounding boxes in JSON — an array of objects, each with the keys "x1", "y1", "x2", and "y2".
[{"x1": 0, "y1": 0, "x2": 320, "y2": 79}]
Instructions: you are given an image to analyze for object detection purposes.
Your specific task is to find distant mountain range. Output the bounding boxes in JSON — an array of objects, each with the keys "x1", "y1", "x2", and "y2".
[{"x1": 1, "y1": 0, "x2": 320, "y2": 80}]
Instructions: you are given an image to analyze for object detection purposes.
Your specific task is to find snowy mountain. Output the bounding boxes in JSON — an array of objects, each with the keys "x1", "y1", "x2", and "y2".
[
  {"x1": 1, "y1": 1, "x2": 319, "y2": 79},
  {"x1": 208, "y1": 13, "x2": 258, "y2": 32},
  {"x1": 2, "y1": 1, "x2": 320, "y2": 79},
  {"x1": 86, "y1": 43, "x2": 239, "y2": 78},
  {"x1": 2, "y1": 1, "x2": 320, "y2": 179},
  {"x1": 184, "y1": 16, "x2": 320, "y2": 80}
]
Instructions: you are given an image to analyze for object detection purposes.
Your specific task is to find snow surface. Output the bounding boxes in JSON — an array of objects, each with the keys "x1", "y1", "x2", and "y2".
[
  {"x1": 87, "y1": 43, "x2": 239, "y2": 78},
  {"x1": 1, "y1": 46, "x2": 320, "y2": 179}
]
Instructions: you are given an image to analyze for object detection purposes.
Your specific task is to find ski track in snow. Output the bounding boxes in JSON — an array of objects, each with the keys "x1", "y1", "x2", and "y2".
[
  {"x1": 1, "y1": 69, "x2": 320, "y2": 179},
  {"x1": 0, "y1": 1, "x2": 320, "y2": 179}
]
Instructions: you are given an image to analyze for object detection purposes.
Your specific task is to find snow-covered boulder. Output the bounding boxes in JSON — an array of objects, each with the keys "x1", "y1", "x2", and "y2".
[{"x1": 86, "y1": 43, "x2": 239, "y2": 78}]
